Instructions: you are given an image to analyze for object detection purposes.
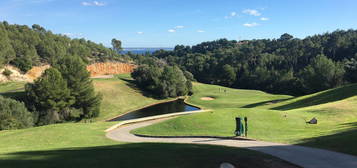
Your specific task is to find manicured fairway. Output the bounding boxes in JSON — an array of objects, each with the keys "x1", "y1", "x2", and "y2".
[
  {"x1": 0, "y1": 76, "x2": 298, "y2": 168},
  {"x1": 133, "y1": 83, "x2": 357, "y2": 155}
]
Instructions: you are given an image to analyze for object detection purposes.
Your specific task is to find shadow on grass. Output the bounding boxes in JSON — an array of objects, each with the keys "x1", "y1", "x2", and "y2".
[
  {"x1": 0, "y1": 143, "x2": 296, "y2": 168},
  {"x1": 242, "y1": 98, "x2": 294, "y2": 108},
  {"x1": 118, "y1": 77, "x2": 166, "y2": 100},
  {"x1": 243, "y1": 84, "x2": 357, "y2": 111},
  {"x1": 297, "y1": 122, "x2": 357, "y2": 156},
  {"x1": 271, "y1": 84, "x2": 357, "y2": 110},
  {"x1": 0, "y1": 91, "x2": 26, "y2": 101}
]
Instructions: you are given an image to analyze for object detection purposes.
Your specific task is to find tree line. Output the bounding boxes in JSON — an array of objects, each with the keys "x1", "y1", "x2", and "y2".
[
  {"x1": 146, "y1": 31, "x2": 357, "y2": 96},
  {"x1": 0, "y1": 56, "x2": 101, "y2": 130},
  {"x1": 0, "y1": 21, "x2": 127, "y2": 72},
  {"x1": 0, "y1": 22, "x2": 116, "y2": 130},
  {"x1": 131, "y1": 63, "x2": 193, "y2": 98}
]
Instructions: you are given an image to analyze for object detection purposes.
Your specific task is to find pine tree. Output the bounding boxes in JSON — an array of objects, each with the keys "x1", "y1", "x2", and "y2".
[
  {"x1": 0, "y1": 23, "x2": 15, "y2": 66},
  {"x1": 54, "y1": 56, "x2": 102, "y2": 119},
  {"x1": 26, "y1": 68, "x2": 74, "y2": 124}
]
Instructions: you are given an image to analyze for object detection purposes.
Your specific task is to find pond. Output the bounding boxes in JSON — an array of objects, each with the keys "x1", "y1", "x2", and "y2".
[{"x1": 109, "y1": 99, "x2": 200, "y2": 121}]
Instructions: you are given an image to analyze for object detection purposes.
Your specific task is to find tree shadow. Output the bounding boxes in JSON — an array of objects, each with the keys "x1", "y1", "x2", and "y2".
[
  {"x1": 0, "y1": 143, "x2": 298, "y2": 168},
  {"x1": 243, "y1": 84, "x2": 357, "y2": 111},
  {"x1": 241, "y1": 98, "x2": 294, "y2": 108},
  {"x1": 0, "y1": 91, "x2": 26, "y2": 101},
  {"x1": 296, "y1": 122, "x2": 357, "y2": 156},
  {"x1": 271, "y1": 84, "x2": 357, "y2": 110},
  {"x1": 118, "y1": 76, "x2": 166, "y2": 100}
]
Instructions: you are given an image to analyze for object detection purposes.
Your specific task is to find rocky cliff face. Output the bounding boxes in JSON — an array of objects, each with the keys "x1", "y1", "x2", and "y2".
[
  {"x1": 25, "y1": 65, "x2": 51, "y2": 81},
  {"x1": 86, "y1": 62, "x2": 136, "y2": 77},
  {"x1": 0, "y1": 62, "x2": 135, "y2": 83},
  {"x1": 0, "y1": 65, "x2": 30, "y2": 82}
]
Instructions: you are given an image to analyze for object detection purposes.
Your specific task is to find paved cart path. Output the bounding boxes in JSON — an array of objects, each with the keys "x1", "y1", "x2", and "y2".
[{"x1": 107, "y1": 118, "x2": 357, "y2": 168}]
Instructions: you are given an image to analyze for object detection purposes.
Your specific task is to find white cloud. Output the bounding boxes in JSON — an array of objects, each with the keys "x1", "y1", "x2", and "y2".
[
  {"x1": 197, "y1": 30, "x2": 205, "y2": 33},
  {"x1": 242, "y1": 9, "x2": 261, "y2": 16},
  {"x1": 137, "y1": 31, "x2": 144, "y2": 35},
  {"x1": 81, "y1": 1, "x2": 106, "y2": 6},
  {"x1": 231, "y1": 12, "x2": 237, "y2": 17},
  {"x1": 168, "y1": 29, "x2": 176, "y2": 33},
  {"x1": 243, "y1": 22, "x2": 259, "y2": 27},
  {"x1": 175, "y1": 25, "x2": 184, "y2": 29},
  {"x1": 260, "y1": 17, "x2": 269, "y2": 21},
  {"x1": 225, "y1": 11, "x2": 238, "y2": 19}
]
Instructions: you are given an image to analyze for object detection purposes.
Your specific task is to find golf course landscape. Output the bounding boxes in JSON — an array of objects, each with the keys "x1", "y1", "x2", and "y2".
[
  {"x1": 134, "y1": 82, "x2": 357, "y2": 155},
  {"x1": 1, "y1": 74, "x2": 356, "y2": 167},
  {"x1": 0, "y1": 75, "x2": 302, "y2": 168},
  {"x1": 2, "y1": 1, "x2": 357, "y2": 167}
]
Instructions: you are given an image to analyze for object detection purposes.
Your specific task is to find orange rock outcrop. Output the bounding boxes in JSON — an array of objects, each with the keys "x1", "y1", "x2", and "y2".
[
  {"x1": 86, "y1": 62, "x2": 136, "y2": 77},
  {"x1": 25, "y1": 65, "x2": 51, "y2": 81},
  {"x1": 0, "y1": 62, "x2": 135, "y2": 83}
]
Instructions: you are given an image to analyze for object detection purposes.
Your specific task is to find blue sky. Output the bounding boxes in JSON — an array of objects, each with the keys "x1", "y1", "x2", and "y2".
[{"x1": 1, "y1": 0, "x2": 357, "y2": 47}]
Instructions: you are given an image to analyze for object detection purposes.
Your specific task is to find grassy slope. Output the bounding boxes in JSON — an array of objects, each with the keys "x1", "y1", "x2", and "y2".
[
  {"x1": 133, "y1": 83, "x2": 357, "y2": 155},
  {"x1": 187, "y1": 83, "x2": 292, "y2": 109},
  {"x1": 93, "y1": 74, "x2": 173, "y2": 121},
  {"x1": 0, "y1": 82, "x2": 25, "y2": 93},
  {"x1": 0, "y1": 75, "x2": 295, "y2": 168}
]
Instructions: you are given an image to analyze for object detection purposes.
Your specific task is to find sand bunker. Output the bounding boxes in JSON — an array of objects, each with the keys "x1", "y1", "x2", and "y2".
[{"x1": 200, "y1": 97, "x2": 215, "y2": 101}]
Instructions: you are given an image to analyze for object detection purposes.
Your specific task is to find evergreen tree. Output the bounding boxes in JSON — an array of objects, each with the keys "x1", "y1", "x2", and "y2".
[
  {"x1": 299, "y1": 55, "x2": 345, "y2": 93},
  {"x1": 111, "y1": 38, "x2": 122, "y2": 53},
  {"x1": 132, "y1": 64, "x2": 192, "y2": 98},
  {"x1": 0, "y1": 23, "x2": 15, "y2": 66},
  {"x1": 0, "y1": 96, "x2": 34, "y2": 130},
  {"x1": 221, "y1": 64, "x2": 236, "y2": 86},
  {"x1": 54, "y1": 56, "x2": 102, "y2": 119},
  {"x1": 25, "y1": 68, "x2": 74, "y2": 124}
]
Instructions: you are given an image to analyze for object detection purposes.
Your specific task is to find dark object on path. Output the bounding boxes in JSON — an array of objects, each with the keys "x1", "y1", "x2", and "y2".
[
  {"x1": 235, "y1": 117, "x2": 244, "y2": 136},
  {"x1": 307, "y1": 117, "x2": 317, "y2": 124},
  {"x1": 244, "y1": 117, "x2": 248, "y2": 137}
]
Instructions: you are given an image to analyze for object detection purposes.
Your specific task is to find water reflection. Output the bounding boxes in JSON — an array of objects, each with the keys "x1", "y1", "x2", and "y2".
[{"x1": 110, "y1": 99, "x2": 200, "y2": 121}]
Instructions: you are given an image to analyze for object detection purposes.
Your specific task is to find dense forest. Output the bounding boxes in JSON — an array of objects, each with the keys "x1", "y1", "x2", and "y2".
[
  {"x1": 142, "y1": 30, "x2": 357, "y2": 95},
  {"x1": 0, "y1": 21, "x2": 127, "y2": 72}
]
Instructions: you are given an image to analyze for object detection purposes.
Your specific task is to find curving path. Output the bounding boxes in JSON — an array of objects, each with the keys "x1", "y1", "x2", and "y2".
[{"x1": 107, "y1": 117, "x2": 357, "y2": 168}]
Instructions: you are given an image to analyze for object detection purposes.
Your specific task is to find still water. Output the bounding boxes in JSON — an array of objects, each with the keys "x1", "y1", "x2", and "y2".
[{"x1": 109, "y1": 99, "x2": 200, "y2": 121}]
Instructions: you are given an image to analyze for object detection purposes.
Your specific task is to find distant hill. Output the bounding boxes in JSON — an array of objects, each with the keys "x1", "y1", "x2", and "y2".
[
  {"x1": 0, "y1": 21, "x2": 128, "y2": 73},
  {"x1": 122, "y1": 48, "x2": 173, "y2": 54}
]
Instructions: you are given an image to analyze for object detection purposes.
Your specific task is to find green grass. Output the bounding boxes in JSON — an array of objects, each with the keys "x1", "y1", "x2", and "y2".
[
  {"x1": 256, "y1": 84, "x2": 357, "y2": 111},
  {"x1": 93, "y1": 74, "x2": 173, "y2": 121},
  {"x1": 0, "y1": 75, "x2": 297, "y2": 168},
  {"x1": 133, "y1": 83, "x2": 357, "y2": 155},
  {"x1": 187, "y1": 83, "x2": 292, "y2": 109},
  {"x1": 0, "y1": 82, "x2": 25, "y2": 93}
]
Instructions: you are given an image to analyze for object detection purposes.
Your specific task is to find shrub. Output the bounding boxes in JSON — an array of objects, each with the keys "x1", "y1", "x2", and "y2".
[
  {"x1": 2, "y1": 68, "x2": 12, "y2": 77},
  {"x1": 0, "y1": 96, "x2": 34, "y2": 130}
]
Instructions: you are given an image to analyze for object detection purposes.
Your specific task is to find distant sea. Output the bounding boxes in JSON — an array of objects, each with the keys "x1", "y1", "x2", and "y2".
[{"x1": 122, "y1": 48, "x2": 173, "y2": 54}]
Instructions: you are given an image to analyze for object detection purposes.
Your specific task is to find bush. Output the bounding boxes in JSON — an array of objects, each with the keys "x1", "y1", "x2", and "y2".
[
  {"x1": 10, "y1": 57, "x2": 33, "y2": 72},
  {"x1": 2, "y1": 68, "x2": 12, "y2": 77},
  {"x1": 131, "y1": 64, "x2": 193, "y2": 98},
  {"x1": 0, "y1": 96, "x2": 34, "y2": 130}
]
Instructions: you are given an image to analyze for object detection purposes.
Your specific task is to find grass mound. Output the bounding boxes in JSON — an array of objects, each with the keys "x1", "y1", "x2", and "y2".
[
  {"x1": 257, "y1": 83, "x2": 357, "y2": 111},
  {"x1": 133, "y1": 83, "x2": 357, "y2": 155}
]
